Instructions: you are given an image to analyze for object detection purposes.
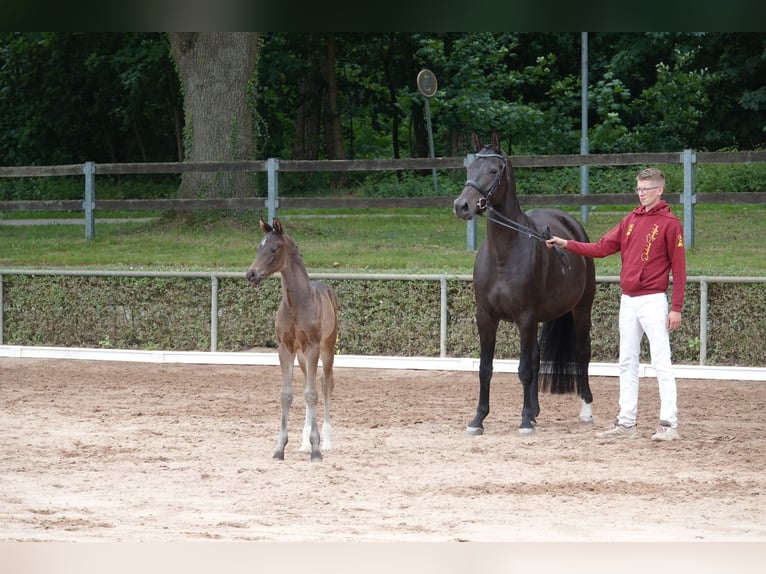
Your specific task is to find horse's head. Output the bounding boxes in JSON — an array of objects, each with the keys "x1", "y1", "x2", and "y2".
[
  {"x1": 453, "y1": 132, "x2": 512, "y2": 221},
  {"x1": 246, "y1": 218, "x2": 288, "y2": 286}
]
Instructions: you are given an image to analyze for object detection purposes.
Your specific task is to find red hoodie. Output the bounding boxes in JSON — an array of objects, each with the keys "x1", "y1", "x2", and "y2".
[{"x1": 565, "y1": 200, "x2": 687, "y2": 312}]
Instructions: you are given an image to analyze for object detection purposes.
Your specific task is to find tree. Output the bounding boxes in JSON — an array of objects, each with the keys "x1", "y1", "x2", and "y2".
[{"x1": 168, "y1": 32, "x2": 259, "y2": 198}]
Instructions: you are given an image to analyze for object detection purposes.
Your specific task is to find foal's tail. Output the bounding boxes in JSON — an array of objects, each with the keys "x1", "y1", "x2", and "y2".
[{"x1": 539, "y1": 311, "x2": 583, "y2": 395}]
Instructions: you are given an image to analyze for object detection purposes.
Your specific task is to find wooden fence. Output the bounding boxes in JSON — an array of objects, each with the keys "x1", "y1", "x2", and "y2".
[{"x1": 2, "y1": 151, "x2": 766, "y2": 247}]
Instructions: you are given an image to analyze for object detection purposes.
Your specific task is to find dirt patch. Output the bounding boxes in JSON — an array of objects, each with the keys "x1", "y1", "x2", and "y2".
[{"x1": 1, "y1": 358, "x2": 764, "y2": 541}]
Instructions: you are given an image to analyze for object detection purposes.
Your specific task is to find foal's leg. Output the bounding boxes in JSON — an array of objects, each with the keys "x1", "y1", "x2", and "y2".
[
  {"x1": 301, "y1": 346, "x2": 322, "y2": 462},
  {"x1": 295, "y1": 352, "x2": 312, "y2": 453},
  {"x1": 274, "y1": 345, "x2": 295, "y2": 460},
  {"x1": 319, "y1": 344, "x2": 335, "y2": 450}
]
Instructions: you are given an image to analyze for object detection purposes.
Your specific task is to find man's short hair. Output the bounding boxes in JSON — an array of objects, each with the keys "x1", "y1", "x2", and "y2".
[{"x1": 637, "y1": 168, "x2": 665, "y2": 184}]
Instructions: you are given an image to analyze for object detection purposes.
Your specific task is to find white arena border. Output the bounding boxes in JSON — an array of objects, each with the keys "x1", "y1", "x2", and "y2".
[{"x1": 1, "y1": 344, "x2": 764, "y2": 381}]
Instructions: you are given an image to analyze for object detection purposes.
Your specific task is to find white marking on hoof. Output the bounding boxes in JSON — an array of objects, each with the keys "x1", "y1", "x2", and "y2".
[
  {"x1": 465, "y1": 426, "x2": 484, "y2": 436},
  {"x1": 321, "y1": 422, "x2": 332, "y2": 450},
  {"x1": 518, "y1": 426, "x2": 536, "y2": 435},
  {"x1": 300, "y1": 425, "x2": 311, "y2": 452},
  {"x1": 578, "y1": 400, "x2": 593, "y2": 424}
]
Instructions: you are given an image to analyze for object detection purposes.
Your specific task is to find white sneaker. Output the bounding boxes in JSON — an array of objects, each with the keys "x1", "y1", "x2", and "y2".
[
  {"x1": 595, "y1": 423, "x2": 638, "y2": 440},
  {"x1": 651, "y1": 425, "x2": 680, "y2": 441}
]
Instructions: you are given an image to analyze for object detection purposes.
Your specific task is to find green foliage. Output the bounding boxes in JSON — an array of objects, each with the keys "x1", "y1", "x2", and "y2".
[
  {"x1": 3, "y1": 276, "x2": 210, "y2": 349},
  {"x1": 0, "y1": 175, "x2": 179, "y2": 202},
  {"x1": 0, "y1": 32, "x2": 181, "y2": 165},
  {"x1": 3, "y1": 32, "x2": 766, "y2": 172},
  {"x1": 625, "y1": 51, "x2": 713, "y2": 152},
  {"x1": 696, "y1": 160, "x2": 766, "y2": 193},
  {"x1": 0, "y1": 177, "x2": 83, "y2": 202},
  {"x1": 706, "y1": 283, "x2": 766, "y2": 364}
]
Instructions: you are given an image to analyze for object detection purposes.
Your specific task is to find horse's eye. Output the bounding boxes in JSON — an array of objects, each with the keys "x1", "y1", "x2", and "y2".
[{"x1": 270, "y1": 247, "x2": 277, "y2": 253}]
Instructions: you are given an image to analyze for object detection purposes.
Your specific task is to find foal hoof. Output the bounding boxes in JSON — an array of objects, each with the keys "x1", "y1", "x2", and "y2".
[{"x1": 465, "y1": 426, "x2": 484, "y2": 436}]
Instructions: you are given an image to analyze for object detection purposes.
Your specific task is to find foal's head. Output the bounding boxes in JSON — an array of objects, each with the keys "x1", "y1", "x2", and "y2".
[{"x1": 246, "y1": 218, "x2": 293, "y2": 286}]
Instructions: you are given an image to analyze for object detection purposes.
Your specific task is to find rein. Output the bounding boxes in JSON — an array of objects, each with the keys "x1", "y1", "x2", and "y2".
[{"x1": 465, "y1": 151, "x2": 571, "y2": 273}]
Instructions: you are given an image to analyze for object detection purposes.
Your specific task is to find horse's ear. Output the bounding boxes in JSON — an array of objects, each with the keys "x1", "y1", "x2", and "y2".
[
  {"x1": 491, "y1": 132, "x2": 500, "y2": 150},
  {"x1": 272, "y1": 218, "x2": 283, "y2": 235},
  {"x1": 471, "y1": 132, "x2": 482, "y2": 151},
  {"x1": 259, "y1": 219, "x2": 272, "y2": 234}
]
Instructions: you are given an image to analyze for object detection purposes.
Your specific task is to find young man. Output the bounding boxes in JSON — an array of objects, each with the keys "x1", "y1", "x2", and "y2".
[{"x1": 546, "y1": 168, "x2": 687, "y2": 441}]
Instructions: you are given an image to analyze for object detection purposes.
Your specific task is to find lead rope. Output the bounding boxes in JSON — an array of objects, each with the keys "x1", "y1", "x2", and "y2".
[{"x1": 485, "y1": 206, "x2": 571, "y2": 274}]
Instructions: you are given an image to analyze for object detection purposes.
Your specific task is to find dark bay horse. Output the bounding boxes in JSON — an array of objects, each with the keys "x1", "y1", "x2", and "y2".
[
  {"x1": 453, "y1": 133, "x2": 596, "y2": 435},
  {"x1": 246, "y1": 218, "x2": 339, "y2": 461}
]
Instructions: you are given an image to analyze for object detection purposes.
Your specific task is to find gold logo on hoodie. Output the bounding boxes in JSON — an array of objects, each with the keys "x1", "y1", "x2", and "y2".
[{"x1": 641, "y1": 224, "x2": 659, "y2": 262}]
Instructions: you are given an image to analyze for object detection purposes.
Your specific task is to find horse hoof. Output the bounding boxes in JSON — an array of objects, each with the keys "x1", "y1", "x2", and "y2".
[
  {"x1": 465, "y1": 426, "x2": 484, "y2": 436},
  {"x1": 518, "y1": 426, "x2": 536, "y2": 435},
  {"x1": 311, "y1": 452, "x2": 323, "y2": 463},
  {"x1": 273, "y1": 451, "x2": 285, "y2": 460},
  {"x1": 578, "y1": 416, "x2": 594, "y2": 424}
]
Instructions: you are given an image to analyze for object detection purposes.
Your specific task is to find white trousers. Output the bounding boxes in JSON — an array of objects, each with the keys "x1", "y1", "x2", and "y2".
[{"x1": 617, "y1": 292, "x2": 678, "y2": 428}]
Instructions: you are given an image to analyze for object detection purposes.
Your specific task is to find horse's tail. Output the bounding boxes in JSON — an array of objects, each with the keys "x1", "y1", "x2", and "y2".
[{"x1": 539, "y1": 311, "x2": 583, "y2": 395}]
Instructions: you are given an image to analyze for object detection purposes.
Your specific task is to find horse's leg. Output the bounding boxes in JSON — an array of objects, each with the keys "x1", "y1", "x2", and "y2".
[
  {"x1": 466, "y1": 309, "x2": 499, "y2": 436},
  {"x1": 574, "y1": 287, "x2": 595, "y2": 424},
  {"x1": 518, "y1": 320, "x2": 540, "y2": 434},
  {"x1": 274, "y1": 344, "x2": 295, "y2": 460},
  {"x1": 301, "y1": 346, "x2": 322, "y2": 462},
  {"x1": 576, "y1": 323, "x2": 594, "y2": 423},
  {"x1": 319, "y1": 345, "x2": 335, "y2": 451}
]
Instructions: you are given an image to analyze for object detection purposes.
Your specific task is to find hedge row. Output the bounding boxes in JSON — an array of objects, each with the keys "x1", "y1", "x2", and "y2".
[{"x1": 1, "y1": 275, "x2": 764, "y2": 366}]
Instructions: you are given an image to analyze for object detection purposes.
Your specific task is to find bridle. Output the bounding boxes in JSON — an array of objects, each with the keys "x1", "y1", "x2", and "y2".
[
  {"x1": 464, "y1": 151, "x2": 507, "y2": 211},
  {"x1": 463, "y1": 150, "x2": 571, "y2": 273}
]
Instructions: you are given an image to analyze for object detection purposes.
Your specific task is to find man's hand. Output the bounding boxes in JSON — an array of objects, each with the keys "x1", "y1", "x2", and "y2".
[
  {"x1": 545, "y1": 236, "x2": 567, "y2": 250},
  {"x1": 667, "y1": 310, "x2": 682, "y2": 331}
]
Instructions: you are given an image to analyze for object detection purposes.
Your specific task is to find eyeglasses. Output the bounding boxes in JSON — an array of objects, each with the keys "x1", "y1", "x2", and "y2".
[{"x1": 635, "y1": 186, "x2": 660, "y2": 194}]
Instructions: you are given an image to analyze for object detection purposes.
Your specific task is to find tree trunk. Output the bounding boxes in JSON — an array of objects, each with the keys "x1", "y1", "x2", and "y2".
[
  {"x1": 293, "y1": 63, "x2": 322, "y2": 160},
  {"x1": 322, "y1": 34, "x2": 345, "y2": 161},
  {"x1": 168, "y1": 32, "x2": 259, "y2": 198}
]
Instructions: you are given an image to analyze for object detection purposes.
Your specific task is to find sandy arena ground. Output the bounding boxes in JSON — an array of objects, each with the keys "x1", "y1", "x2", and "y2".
[{"x1": 1, "y1": 357, "x2": 765, "y2": 543}]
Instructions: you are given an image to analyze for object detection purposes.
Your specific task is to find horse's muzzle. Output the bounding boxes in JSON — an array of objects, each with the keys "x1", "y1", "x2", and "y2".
[
  {"x1": 453, "y1": 194, "x2": 476, "y2": 221},
  {"x1": 246, "y1": 269, "x2": 262, "y2": 285}
]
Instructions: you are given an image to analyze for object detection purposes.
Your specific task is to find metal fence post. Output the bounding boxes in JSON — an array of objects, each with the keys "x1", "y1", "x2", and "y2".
[
  {"x1": 0, "y1": 273, "x2": 4, "y2": 345},
  {"x1": 266, "y1": 157, "x2": 279, "y2": 224},
  {"x1": 210, "y1": 275, "x2": 219, "y2": 352},
  {"x1": 83, "y1": 161, "x2": 96, "y2": 240},
  {"x1": 464, "y1": 153, "x2": 476, "y2": 251},
  {"x1": 439, "y1": 276, "x2": 447, "y2": 357},
  {"x1": 699, "y1": 278, "x2": 708, "y2": 365},
  {"x1": 681, "y1": 149, "x2": 696, "y2": 249}
]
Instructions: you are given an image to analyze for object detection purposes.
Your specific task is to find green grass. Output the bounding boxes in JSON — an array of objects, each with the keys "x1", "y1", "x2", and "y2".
[{"x1": 1, "y1": 205, "x2": 765, "y2": 276}]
